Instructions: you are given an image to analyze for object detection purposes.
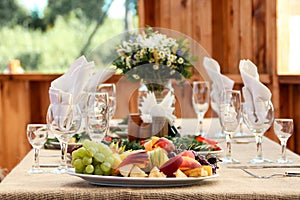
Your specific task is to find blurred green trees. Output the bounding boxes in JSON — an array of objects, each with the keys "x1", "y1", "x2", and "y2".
[{"x1": 0, "y1": 0, "x2": 138, "y2": 73}]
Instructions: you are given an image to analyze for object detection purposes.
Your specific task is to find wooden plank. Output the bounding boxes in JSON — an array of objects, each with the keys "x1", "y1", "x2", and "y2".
[
  {"x1": 2, "y1": 80, "x2": 31, "y2": 171},
  {"x1": 252, "y1": 0, "x2": 266, "y2": 72},
  {"x1": 194, "y1": 0, "x2": 213, "y2": 55},
  {"x1": 239, "y1": 0, "x2": 253, "y2": 60},
  {"x1": 224, "y1": 0, "x2": 240, "y2": 73}
]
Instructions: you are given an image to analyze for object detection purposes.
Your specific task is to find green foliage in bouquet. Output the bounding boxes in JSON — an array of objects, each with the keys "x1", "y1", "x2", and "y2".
[{"x1": 112, "y1": 27, "x2": 196, "y2": 85}]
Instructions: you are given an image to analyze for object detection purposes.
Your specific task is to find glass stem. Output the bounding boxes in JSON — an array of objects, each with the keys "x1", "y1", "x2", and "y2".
[
  {"x1": 255, "y1": 135, "x2": 263, "y2": 160},
  {"x1": 225, "y1": 132, "x2": 232, "y2": 159},
  {"x1": 33, "y1": 148, "x2": 40, "y2": 169},
  {"x1": 197, "y1": 113, "x2": 204, "y2": 135},
  {"x1": 60, "y1": 141, "x2": 68, "y2": 170},
  {"x1": 281, "y1": 140, "x2": 288, "y2": 161}
]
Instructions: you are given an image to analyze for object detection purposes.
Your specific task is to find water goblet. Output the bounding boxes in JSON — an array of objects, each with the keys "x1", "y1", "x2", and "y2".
[
  {"x1": 86, "y1": 92, "x2": 109, "y2": 143},
  {"x1": 192, "y1": 81, "x2": 210, "y2": 136},
  {"x1": 26, "y1": 124, "x2": 48, "y2": 174},
  {"x1": 243, "y1": 100, "x2": 274, "y2": 164},
  {"x1": 46, "y1": 103, "x2": 82, "y2": 173},
  {"x1": 219, "y1": 90, "x2": 241, "y2": 164},
  {"x1": 274, "y1": 118, "x2": 294, "y2": 163}
]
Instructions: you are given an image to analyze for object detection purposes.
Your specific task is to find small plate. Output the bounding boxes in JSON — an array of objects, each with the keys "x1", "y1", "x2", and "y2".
[{"x1": 67, "y1": 169, "x2": 218, "y2": 187}]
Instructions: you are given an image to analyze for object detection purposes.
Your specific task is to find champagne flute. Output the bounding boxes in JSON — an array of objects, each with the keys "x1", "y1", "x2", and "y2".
[
  {"x1": 274, "y1": 118, "x2": 294, "y2": 163},
  {"x1": 243, "y1": 100, "x2": 274, "y2": 164},
  {"x1": 46, "y1": 103, "x2": 82, "y2": 173},
  {"x1": 192, "y1": 81, "x2": 210, "y2": 136},
  {"x1": 219, "y1": 90, "x2": 241, "y2": 164},
  {"x1": 26, "y1": 124, "x2": 48, "y2": 174},
  {"x1": 86, "y1": 92, "x2": 109, "y2": 143}
]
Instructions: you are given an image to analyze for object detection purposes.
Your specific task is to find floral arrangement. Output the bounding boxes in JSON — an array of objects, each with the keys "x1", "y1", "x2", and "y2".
[{"x1": 112, "y1": 27, "x2": 196, "y2": 91}]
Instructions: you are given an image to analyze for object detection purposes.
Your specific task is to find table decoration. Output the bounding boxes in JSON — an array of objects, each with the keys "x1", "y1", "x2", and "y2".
[
  {"x1": 112, "y1": 27, "x2": 195, "y2": 121},
  {"x1": 239, "y1": 59, "x2": 274, "y2": 164}
]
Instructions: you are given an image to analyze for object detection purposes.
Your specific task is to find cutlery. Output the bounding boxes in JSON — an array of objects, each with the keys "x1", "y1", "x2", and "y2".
[
  {"x1": 227, "y1": 164, "x2": 300, "y2": 169},
  {"x1": 242, "y1": 169, "x2": 300, "y2": 179}
]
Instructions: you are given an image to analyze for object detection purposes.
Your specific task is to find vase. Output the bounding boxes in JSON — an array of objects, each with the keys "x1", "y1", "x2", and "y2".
[
  {"x1": 138, "y1": 79, "x2": 174, "y2": 110},
  {"x1": 137, "y1": 79, "x2": 175, "y2": 137}
]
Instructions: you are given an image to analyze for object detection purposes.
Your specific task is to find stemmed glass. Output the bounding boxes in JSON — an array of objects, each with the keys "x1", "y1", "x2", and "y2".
[
  {"x1": 219, "y1": 90, "x2": 241, "y2": 164},
  {"x1": 274, "y1": 118, "x2": 294, "y2": 163},
  {"x1": 97, "y1": 83, "x2": 116, "y2": 121},
  {"x1": 86, "y1": 92, "x2": 109, "y2": 143},
  {"x1": 192, "y1": 81, "x2": 210, "y2": 136},
  {"x1": 243, "y1": 100, "x2": 274, "y2": 164},
  {"x1": 46, "y1": 103, "x2": 82, "y2": 173},
  {"x1": 26, "y1": 124, "x2": 48, "y2": 174}
]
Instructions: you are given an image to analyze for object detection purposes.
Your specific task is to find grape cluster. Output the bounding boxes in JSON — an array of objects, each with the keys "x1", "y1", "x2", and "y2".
[{"x1": 71, "y1": 140, "x2": 116, "y2": 175}]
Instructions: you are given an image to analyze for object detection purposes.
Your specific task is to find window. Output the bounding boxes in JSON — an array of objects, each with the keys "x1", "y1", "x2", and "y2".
[
  {"x1": 277, "y1": 0, "x2": 300, "y2": 74},
  {"x1": 0, "y1": 0, "x2": 138, "y2": 73}
]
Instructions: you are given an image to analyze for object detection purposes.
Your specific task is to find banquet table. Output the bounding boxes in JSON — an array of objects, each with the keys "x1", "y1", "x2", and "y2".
[{"x1": 1, "y1": 118, "x2": 300, "y2": 200}]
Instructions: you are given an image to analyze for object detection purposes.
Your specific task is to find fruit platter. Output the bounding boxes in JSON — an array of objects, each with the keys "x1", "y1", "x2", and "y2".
[{"x1": 68, "y1": 136, "x2": 221, "y2": 187}]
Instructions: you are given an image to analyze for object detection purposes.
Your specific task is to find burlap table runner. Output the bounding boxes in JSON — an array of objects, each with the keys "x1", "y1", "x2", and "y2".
[{"x1": 1, "y1": 119, "x2": 300, "y2": 199}]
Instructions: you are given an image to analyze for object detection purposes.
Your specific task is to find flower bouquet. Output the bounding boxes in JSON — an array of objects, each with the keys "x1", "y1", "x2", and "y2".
[{"x1": 112, "y1": 27, "x2": 196, "y2": 92}]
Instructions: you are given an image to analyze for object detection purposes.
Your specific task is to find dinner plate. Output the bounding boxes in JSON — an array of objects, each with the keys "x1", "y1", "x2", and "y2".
[{"x1": 67, "y1": 168, "x2": 218, "y2": 187}]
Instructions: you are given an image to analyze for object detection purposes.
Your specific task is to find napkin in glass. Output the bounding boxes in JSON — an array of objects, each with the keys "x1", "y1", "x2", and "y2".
[
  {"x1": 203, "y1": 57, "x2": 234, "y2": 114},
  {"x1": 239, "y1": 59, "x2": 272, "y2": 123}
]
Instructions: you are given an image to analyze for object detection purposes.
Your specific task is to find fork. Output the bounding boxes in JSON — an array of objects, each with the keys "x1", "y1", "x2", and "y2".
[{"x1": 242, "y1": 169, "x2": 300, "y2": 179}]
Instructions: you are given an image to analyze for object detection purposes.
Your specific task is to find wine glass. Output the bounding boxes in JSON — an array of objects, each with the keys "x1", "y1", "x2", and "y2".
[
  {"x1": 86, "y1": 92, "x2": 109, "y2": 143},
  {"x1": 192, "y1": 81, "x2": 210, "y2": 136},
  {"x1": 46, "y1": 103, "x2": 82, "y2": 173},
  {"x1": 274, "y1": 118, "x2": 294, "y2": 163},
  {"x1": 243, "y1": 100, "x2": 274, "y2": 164},
  {"x1": 219, "y1": 90, "x2": 241, "y2": 164},
  {"x1": 97, "y1": 83, "x2": 116, "y2": 121},
  {"x1": 26, "y1": 124, "x2": 48, "y2": 174}
]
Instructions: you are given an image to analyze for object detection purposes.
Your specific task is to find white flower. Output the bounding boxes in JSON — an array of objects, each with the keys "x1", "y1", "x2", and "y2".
[
  {"x1": 178, "y1": 57, "x2": 184, "y2": 64},
  {"x1": 167, "y1": 61, "x2": 172, "y2": 67},
  {"x1": 170, "y1": 70, "x2": 176, "y2": 75},
  {"x1": 158, "y1": 51, "x2": 165, "y2": 59},
  {"x1": 126, "y1": 57, "x2": 131, "y2": 68}
]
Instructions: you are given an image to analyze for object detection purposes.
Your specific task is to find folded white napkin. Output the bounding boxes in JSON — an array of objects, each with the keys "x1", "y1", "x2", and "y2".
[
  {"x1": 239, "y1": 59, "x2": 272, "y2": 122},
  {"x1": 49, "y1": 55, "x2": 115, "y2": 110},
  {"x1": 203, "y1": 57, "x2": 234, "y2": 113},
  {"x1": 139, "y1": 91, "x2": 176, "y2": 123}
]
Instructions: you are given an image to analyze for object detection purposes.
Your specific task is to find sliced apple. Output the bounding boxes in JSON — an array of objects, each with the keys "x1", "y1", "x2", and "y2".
[
  {"x1": 179, "y1": 150, "x2": 195, "y2": 159},
  {"x1": 159, "y1": 155, "x2": 183, "y2": 177}
]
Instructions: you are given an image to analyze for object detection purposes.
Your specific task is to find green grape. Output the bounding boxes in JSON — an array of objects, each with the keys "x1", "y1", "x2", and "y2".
[
  {"x1": 77, "y1": 147, "x2": 88, "y2": 157},
  {"x1": 72, "y1": 149, "x2": 81, "y2": 159},
  {"x1": 104, "y1": 169, "x2": 112, "y2": 176},
  {"x1": 105, "y1": 156, "x2": 115, "y2": 166},
  {"x1": 94, "y1": 152, "x2": 105, "y2": 163},
  {"x1": 73, "y1": 158, "x2": 84, "y2": 170},
  {"x1": 100, "y1": 162, "x2": 111, "y2": 173},
  {"x1": 87, "y1": 147, "x2": 97, "y2": 157},
  {"x1": 82, "y1": 156, "x2": 93, "y2": 165},
  {"x1": 85, "y1": 165, "x2": 94, "y2": 174},
  {"x1": 82, "y1": 140, "x2": 93, "y2": 149},
  {"x1": 97, "y1": 143, "x2": 112, "y2": 156},
  {"x1": 94, "y1": 165, "x2": 104, "y2": 175}
]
